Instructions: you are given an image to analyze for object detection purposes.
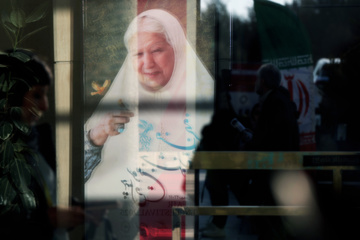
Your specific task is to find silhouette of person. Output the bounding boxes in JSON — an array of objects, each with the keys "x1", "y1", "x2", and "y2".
[
  {"x1": 246, "y1": 63, "x2": 300, "y2": 240},
  {"x1": 199, "y1": 64, "x2": 299, "y2": 238},
  {"x1": 0, "y1": 49, "x2": 84, "y2": 240},
  {"x1": 198, "y1": 73, "x2": 253, "y2": 238},
  {"x1": 249, "y1": 63, "x2": 299, "y2": 152}
]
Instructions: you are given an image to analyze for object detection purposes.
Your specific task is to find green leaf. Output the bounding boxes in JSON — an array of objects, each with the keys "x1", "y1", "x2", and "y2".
[
  {"x1": 0, "y1": 22, "x2": 15, "y2": 47},
  {"x1": 10, "y1": 107, "x2": 30, "y2": 135},
  {"x1": 14, "y1": 151, "x2": 27, "y2": 162},
  {"x1": 17, "y1": 26, "x2": 47, "y2": 45},
  {"x1": 13, "y1": 120, "x2": 31, "y2": 135},
  {"x1": 0, "y1": 121, "x2": 13, "y2": 140},
  {"x1": 12, "y1": 154, "x2": 37, "y2": 211},
  {"x1": 10, "y1": 107, "x2": 22, "y2": 119},
  {"x1": 0, "y1": 73, "x2": 5, "y2": 86},
  {"x1": 12, "y1": 120, "x2": 31, "y2": 136},
  {"x1": 0, "y1": 177, "x2": 17, "y2": 206},
  {"x1": 12, "y1": 139, "x2": 26, "y2": 152},
  {"x1": 11, "y1": 8, "x2": 25, "y2": 27},
  {"x1": 0, "y1": 203, "x2": 16, "y2": 215},
  {"x1": 3, "y1": 21, "x2": 17, "y2": 34},
  {"x1": 10, "y1": 156, "x2": 31, "y2": 194},
  {"x1": 7, "y1": 79, "x2": 15, "y2": 91},
  {"x1": 25, "y1": 2, "x2": 49, "y2": 23},
  {"x1": 19, "y1": 190, "x2": 36, "y2": 209},
  {"x1": 9, "y1": 51, "x2": 31, "y2": 63},
  {"x1": 0, "y1": 98, "x2": 6, "y2": 110},
  {"x1": 1, "y1": 78, "x2": 8, "y2": 92},
  {"x1": 0, "y1": 78, "x2": 15, "y2": 93},
  {"x1": 1, "y1": 139, "x2": 14, "y2": 169},
  {"x1": 10, "y1": 9, "x2": 25, "y2": 28},
  {"x1": 0, "y1": 11, "x2": 15, "y2": 43}
]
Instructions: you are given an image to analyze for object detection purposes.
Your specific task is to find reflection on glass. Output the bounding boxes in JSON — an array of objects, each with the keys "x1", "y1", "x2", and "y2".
[
  {"x1": 84, "y1": 8, "x2": 214, "y2": 240},
  {"x1": 82, "y1": 0, "x2": 360, "y2": 239}
]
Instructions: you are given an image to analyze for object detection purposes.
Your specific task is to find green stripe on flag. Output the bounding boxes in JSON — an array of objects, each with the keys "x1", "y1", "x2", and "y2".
[{"x1": 254, "y1": 0, "x2": 313, "y2": 69}]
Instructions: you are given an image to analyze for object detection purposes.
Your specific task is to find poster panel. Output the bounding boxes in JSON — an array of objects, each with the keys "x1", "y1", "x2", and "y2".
[{"x1": 83, "y1": 1, "x2": 214, "y2": 239}]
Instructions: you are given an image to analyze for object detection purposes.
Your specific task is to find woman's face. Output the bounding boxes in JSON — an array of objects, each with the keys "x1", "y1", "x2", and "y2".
[
  {"x1": 22, "y1": 85, "x2": 49, "y2": 126},
  {"x1": 130, "y1": 32, "x2": 175, "y2": 92}
]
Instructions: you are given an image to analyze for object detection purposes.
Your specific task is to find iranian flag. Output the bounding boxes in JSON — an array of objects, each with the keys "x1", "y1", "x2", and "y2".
[{"x1": 254, "y1": 0, "x2": 316, "y2": 150}]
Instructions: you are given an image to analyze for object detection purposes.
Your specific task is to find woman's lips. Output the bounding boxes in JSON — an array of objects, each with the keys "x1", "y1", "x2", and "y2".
[{"x1": 143, "y1": 71, "x2": 160, "y2": 79}]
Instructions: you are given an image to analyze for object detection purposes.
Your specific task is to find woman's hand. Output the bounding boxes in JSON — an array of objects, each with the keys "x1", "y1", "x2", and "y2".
[{"x1": 89, "y1": 110, "x2": 134, "y2": 146}]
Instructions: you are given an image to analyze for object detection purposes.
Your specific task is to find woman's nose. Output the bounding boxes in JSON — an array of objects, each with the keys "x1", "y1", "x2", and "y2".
[
  {"x1": 38, "y1": 96, "x2": 49, "y2": 112},
  {"x1": 143, "y1": 53, "x2": 155, "y2": 69}
]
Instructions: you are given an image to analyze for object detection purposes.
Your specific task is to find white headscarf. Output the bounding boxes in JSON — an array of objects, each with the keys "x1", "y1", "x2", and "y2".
[{"x1": 85, "y1": 9, "x2": 214, "y2": 201}]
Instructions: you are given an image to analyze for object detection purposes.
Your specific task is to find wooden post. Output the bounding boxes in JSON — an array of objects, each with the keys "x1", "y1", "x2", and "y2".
[{"x1": 53, "y1": 0, "x2": 73, "y2": 207}]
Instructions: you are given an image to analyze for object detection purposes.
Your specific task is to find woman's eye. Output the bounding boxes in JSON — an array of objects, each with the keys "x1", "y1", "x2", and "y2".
[
  {"x1": 135, "y1": 52, "x2": 143, "y2": 57},
  {"x1": 152, "y1": 48, "x2": 162, "y2": 53}
]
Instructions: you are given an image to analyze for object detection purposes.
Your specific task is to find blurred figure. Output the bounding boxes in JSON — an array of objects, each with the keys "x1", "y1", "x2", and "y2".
[
  {"x1": 199, "y1": 64, "x2": 300, "y2": 239},
  {"x1": 249, "y1": 63, "x2": 299, "y2": 151},
  {"x1": 238, "y1": 63, "x2": 300, "y2": 206},
  {"x1": 198, "y1": 73, "x2": 253, "y2": 238},
  {"x1": 0, "y1": 49, "x2": 84, "y2": 240},
  {"x1": 246, "y1": 63, "x2": 300, "y2": 240}
]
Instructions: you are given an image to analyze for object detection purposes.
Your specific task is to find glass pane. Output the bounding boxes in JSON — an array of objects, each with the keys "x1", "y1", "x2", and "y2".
[
  {"x1": 83, "y1": 1, "x2": 214, "y2": 239},
  {"x1": 82, "y1": 0, "x2": 360, "y2": 239}
]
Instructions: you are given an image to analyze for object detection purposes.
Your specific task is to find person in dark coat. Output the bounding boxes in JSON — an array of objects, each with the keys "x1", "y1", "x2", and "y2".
[
  {"x1": 199, "y1": 64, "x2": 300, "y2": 239},
  {"x1": 248, "y1": 63, "x2": 299, "y2": 152},
  {"x1": 198, "y1": 72, "x2": 255, "y2": 238},
  {"x1": 245, "y1": 63, "x2": 300, "y2": 240}
]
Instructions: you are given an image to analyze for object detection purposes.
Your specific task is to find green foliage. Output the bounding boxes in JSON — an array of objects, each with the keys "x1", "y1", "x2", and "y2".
[
  {"x1": 0, "y1": 49, "x2": 42, "y2": 215},
  {"x1": 11, "y1": 107, "x2": 31, "y2": 135},
  {"x1": 0, "y1": 176, "x2": 17, "y2": 215},
  {"x1": 0, "y1": 1, "x2": 49, "y2": 215},
  {"x1": 1, "y1": 1, "x2": 49, "y2": 50},
  {"x1": 1, "y1": 139, "x2": 13, "y2": 169},
  {"x1": 0, "y1": 122, "x2": 13, "y2": 141}
]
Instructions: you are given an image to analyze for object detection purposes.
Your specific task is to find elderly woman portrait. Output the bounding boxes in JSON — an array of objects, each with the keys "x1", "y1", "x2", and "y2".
[{"x1": 84, "y1": 9, "x2": 213, "y2": 239}]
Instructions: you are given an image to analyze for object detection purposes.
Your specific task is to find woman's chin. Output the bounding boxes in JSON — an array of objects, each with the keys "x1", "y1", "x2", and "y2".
[{"x1": 140, "y1": 81, "x2": 164, "y2": 92}]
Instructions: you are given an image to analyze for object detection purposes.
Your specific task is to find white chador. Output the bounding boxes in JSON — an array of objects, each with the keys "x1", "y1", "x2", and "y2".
[{"x1": 84, "y1": 9, "x2": 214, "y2": 239}]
